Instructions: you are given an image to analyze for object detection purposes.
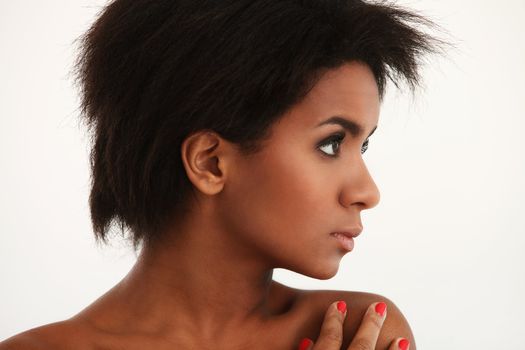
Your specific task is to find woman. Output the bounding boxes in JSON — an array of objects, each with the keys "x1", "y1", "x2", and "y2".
[{"x1": 0, "y1": 0, "x2": 446, "y2": 349}]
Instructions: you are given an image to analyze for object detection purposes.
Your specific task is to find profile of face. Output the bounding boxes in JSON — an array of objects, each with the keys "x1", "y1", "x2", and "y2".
[{"x1": 183, "y1": 61, "x2": 380, "y2": 280}]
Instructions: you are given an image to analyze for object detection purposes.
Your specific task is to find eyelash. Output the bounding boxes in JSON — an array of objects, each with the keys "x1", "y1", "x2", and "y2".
[{"x1": 318, "y1": 132, "x2": 369, "y2": 157}]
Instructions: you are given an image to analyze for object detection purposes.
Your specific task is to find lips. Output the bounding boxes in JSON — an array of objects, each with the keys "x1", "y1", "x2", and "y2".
[
  {"x1": 331, "y1": 232, "x2": 356, "y2": 251},
  {"x1": 330, "y1": 227, "x2": 362, "y2": 239}
]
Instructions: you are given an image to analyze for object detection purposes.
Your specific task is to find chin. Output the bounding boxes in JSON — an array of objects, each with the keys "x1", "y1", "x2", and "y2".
[
  {"x1": 291, "y1": 260, "x2": 341, "y2": 280},
  {"x1": 314, "y1": 265, "x2": 340, "y2": 280}
]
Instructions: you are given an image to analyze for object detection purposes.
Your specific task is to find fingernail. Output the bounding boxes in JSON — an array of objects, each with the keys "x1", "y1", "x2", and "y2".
[
  {"x1": 298, "y1": 337, "x2": 313, "y2": 350},
  {"x1": 398, "y1": 338, "x2": 410, "y2": 350},
  {"x1": 337, "y1": 300, "x2": 347, "y2": 315},
  {"x1": 375, "y1": 302, "x2": 387, "y2": 317}
]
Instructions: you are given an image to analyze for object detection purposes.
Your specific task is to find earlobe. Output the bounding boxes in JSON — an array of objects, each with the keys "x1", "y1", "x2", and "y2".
[{"x1": 180, "y1": 130, "x2": 228, "y2": 195}]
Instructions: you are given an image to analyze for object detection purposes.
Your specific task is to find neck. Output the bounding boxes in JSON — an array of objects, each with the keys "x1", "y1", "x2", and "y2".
[
  {"x1": 128, "y1": 233, "x2": 277, "y2": 330},
  {"x1": 82, "y1": 213, "x2": 295, "y2": 347}
]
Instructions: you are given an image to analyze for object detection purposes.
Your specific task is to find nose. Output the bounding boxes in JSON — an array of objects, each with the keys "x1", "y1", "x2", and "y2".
[{"x1": 338, "y1": 158, "x2": 380, "y2": 210}]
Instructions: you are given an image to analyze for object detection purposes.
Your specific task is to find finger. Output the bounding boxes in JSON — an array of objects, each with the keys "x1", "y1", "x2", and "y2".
[
  {"x1": 310, "y1": 300, "x2": 347, "y2": 350},
  {"x1": 297, "y1": 337, "x2": 314, "y2": 350},
  {"x1": 347, "y1": 301, "x2": 387, "y2": 350},
  {"x1": 388, "y1": 337, "x2": 410, "y2": 350}
]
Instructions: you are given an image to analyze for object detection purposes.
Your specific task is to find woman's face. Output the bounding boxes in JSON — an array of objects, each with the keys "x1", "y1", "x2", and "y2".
[{"x1": 221, "y1": 61, "x2": 380, "y2": 279}]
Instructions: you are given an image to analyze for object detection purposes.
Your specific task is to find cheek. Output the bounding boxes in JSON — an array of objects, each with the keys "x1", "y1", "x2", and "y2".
[{"x1": 220, "y1": 145, "x2": 337, "y2": 259}]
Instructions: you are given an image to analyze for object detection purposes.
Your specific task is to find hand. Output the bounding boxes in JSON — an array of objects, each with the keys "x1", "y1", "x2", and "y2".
[{"x1": 297, "y1": 300, "x2": 410, "y2": 350}]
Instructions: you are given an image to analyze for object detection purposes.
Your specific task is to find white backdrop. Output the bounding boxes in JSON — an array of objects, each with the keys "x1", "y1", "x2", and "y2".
[{"x1": 1, "y1": 1, "x2": 524, "y2": 348}]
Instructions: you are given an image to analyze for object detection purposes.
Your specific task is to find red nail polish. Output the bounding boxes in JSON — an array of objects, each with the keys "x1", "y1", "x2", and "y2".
[
  {"x1": 337, "y1": 300, "x2": 347, "y2": 314},
  {"x1": 375, "y1": 302, "x2": 387, "y2": 316},
  {"x1": 398, "y1": 338, "x2": 410, "y2": 350},
  {"x1": 298, "y1": 338, "x2": 313, "y2": 350}
]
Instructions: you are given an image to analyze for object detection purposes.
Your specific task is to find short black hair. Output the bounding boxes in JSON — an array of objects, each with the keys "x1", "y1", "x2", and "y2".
[{"x1": 71, "y1": 0, "x2": 449, "y2": 249}]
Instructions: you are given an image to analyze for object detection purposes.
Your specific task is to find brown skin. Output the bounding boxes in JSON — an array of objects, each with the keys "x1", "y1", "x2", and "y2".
[
  {"x1": 0, "y1": 289, "x2": 415, "y2": 349},
  {"x1": 0, "y1": 62, "x2": 415, "y2": 349}
]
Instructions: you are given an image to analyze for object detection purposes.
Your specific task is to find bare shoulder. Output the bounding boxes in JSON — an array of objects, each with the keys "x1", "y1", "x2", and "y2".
[
  {"x1": 299, "y1": 288, "x2": 417, "y2": 350},
  {"x1": 0, "y1": 319, "x2": 92, "y2": 350}
]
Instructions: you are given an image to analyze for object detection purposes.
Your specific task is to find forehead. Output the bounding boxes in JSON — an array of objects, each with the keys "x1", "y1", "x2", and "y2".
[{"x1": 280, "y1": 61, "x2": 380, "y2": 130}]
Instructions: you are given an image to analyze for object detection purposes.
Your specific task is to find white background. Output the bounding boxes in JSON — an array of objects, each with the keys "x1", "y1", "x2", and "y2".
[{"x1": 1, "y1": 1, "x2": 524, "y2": 348}]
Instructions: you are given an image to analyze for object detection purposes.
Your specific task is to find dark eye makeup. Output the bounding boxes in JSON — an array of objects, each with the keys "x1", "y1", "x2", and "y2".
[{"x1": 317, "y1": 131, "x2": 369, "y2": 158}]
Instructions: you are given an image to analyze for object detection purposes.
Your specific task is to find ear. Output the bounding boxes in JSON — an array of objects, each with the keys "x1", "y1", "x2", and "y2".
[{"x1": 180, "y1": 130, "x2": 235, "y2": 196}]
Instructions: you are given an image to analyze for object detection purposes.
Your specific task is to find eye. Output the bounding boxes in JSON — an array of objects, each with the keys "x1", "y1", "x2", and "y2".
[
  {"x1": 318, "y1": 133, "x2": 370, "y2": 157},
  {"x1": 361, "y1": 139, "x2": 369, "y2": 154},
  {"x1": 318, "y1": 133, "x2": 345, "y2": 157}
]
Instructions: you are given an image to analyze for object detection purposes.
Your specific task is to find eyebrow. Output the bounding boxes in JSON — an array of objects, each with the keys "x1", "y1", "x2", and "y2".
[{"x1": 317, "y1": 116, "x2": 377, "y2": 139}]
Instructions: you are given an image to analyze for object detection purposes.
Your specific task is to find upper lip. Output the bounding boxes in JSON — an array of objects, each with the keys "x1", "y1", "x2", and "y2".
[{"x1": 331, "y1": 227, "x2": 363, "y2": 238}]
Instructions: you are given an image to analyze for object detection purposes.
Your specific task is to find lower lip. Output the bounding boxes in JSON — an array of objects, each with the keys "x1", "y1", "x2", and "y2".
[{"x1": 331, "y1": 233, "x2": 355, "y2": 251}]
